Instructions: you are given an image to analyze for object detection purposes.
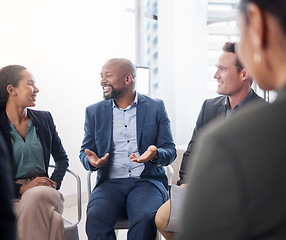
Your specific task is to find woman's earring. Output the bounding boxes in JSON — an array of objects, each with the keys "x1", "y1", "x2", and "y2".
[
  {"x1": 253, "y1": 36, "x2": 262, "y2": 64},
  {"x1": 254, "y1": 50, "x2": 261, "y2": 64}
]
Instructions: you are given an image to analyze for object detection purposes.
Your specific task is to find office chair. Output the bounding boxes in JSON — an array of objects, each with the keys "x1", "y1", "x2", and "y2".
[
  {"x1": 87, "y1": 165, "x2": 174, "y2": 239},
  {"x1": 49, "y1": 165, "x2": 82, "y2": 240}
]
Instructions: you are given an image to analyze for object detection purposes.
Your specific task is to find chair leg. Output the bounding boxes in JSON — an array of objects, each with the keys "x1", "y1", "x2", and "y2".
[
  {"x1": 115, "y1": 229, "x2": 162, "y2": 239},
  {"x1": 156, "y1": 230, "x2": 163, "y2": 240},
  {"x1": 115, "y1": 229, "x2": 119, "y2": 237}
]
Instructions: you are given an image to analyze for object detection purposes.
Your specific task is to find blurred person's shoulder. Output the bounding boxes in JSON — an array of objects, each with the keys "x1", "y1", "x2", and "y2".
[{"x1": 199, "y1": 94, "x2": 285, "y2": 150}]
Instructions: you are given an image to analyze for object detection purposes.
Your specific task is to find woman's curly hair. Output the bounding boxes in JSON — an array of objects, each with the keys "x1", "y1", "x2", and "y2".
[{"x1": 0, "y1": 65, "x2": 27, "y2": 112}]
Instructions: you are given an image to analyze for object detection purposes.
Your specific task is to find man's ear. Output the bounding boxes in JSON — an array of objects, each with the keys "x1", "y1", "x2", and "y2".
[
  {"x1": 241, "y1": 69, "x2": 250, "y2": 81},
  {"x1": 125, "y1": 73, "x2": 133, "y2": 85},
  {"x1": 7, "y1": 85, "x2": 16, "y2": 96}
]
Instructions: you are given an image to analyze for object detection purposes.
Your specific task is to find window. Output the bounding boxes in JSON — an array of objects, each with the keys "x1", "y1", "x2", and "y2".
[
  {"x1": 144, "y1": 0, "x2": 158, "y2": 95},
  {"x1": 207, "y1": 0, "x2": 276, "y2": 102},
  {"x1": 126, "y1": 0, "x2": 158, "y2": 96},
  {"x1": 207, "y1": 0, "x2": 240, "y2": 98}
]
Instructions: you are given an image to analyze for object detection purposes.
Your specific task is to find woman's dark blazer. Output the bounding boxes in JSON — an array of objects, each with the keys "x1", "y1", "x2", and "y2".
[{"x1": 0, "y1": 109, "x2": 69, "y2": 198}]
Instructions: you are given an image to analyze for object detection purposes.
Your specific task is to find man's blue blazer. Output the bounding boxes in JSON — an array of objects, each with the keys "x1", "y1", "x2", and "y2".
[{"x1": 80, "y1": 93, "x2": 177, "y2": 192}]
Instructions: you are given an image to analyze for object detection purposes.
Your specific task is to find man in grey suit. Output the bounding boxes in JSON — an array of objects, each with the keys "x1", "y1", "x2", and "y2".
[
  {"x1": 177, "y1": 41, "x2": 265, "y2": 185},
  {"x1": 156, "y1": 42, "x2": 265, "y2": 240},
  {"x1": 179, "y1": 0, "x2": 286, "y2": 238}
]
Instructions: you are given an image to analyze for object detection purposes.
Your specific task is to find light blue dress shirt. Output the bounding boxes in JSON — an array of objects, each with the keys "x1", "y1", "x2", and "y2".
[
  {"x1": 9, "y1": 120, "x2": 46, "y2": 179},
  {"x1": 108, "y1": 92, "x2": 145, "y2": 179}
]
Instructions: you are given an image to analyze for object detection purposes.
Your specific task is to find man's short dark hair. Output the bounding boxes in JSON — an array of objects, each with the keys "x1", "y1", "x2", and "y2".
[{"x1": 222, "y1": 42, "x2": 244, "y2": 73}]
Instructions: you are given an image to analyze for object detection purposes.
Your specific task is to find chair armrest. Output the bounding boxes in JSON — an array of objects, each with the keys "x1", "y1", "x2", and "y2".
[
  {"x1": 49, "y1": 165, "x2": 82, "y2": 225},
  {"x1": 164, "y1": 165, "x2": 174, "y2": 186},
  {"x1": 87, "y1": 170, "x2": 93, "y2": 199}
]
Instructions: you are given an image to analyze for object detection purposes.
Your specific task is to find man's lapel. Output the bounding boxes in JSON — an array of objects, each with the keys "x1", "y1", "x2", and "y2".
[
  {"x1": 104, "y1": 100, "x2": 113, "y2": 149},
  {"x1": 136, "y1": 93, "x2": 147, "y2": 146},
  {"x1": 217, "y1": 96, "x2": 226, "y2": 117}
]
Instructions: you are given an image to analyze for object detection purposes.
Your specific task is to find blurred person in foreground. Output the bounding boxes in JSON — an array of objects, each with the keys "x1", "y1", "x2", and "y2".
[
  {"x1": 79, "y1": 58, "x2": 176, "y2": 240},
  {"x1": 155, "y1": 41, "x2": 265, "y2": 240},
  {"x1": 0, "y1": 131, "x2": 15, "y2": 240},
  {"x1": 179, "y1": 0, "x2": 286, "y2": 239},
  {"x1": 0, "y1": 65, "x2": 69, "y2": 240}
]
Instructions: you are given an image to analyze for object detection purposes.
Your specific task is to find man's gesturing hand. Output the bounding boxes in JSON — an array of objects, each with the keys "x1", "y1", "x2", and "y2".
[
  {"x1": 85, "y1": 149, "x2": 109, "y2": 168},
  {"x1": 129, "y1": 145, "x2": 158, "y2": 163}
]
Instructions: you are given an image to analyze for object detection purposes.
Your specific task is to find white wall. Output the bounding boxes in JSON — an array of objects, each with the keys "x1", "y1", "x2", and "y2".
[
  {"x1": 1, "y1": 0, "x2": 209, "y2": 196},
  {"x1": 0, "y1": 0, "x2": 135, "y2": 196},
  {"x1": 158, "y1": 0, "x2": 208, "y2": 146}
]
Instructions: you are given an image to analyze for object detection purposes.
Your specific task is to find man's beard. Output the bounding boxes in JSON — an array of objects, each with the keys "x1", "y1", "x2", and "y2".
[{"x1": 103, "y1": 85, "x2": 123, "y2": 100}]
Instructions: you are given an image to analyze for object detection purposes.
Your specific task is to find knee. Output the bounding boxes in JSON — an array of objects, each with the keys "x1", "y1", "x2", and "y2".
[
  {"x1": 86, "y1": 206, "x2": 94, "y2": 221},
  {"x1": 23, "y1": 186, "x2": 50, "y2": 200},
  {"x1": 86, "y1": 206, "x2": 100, "y2": 225},
  {"x1": 136, "y1": 209, "x2": 156, "y2": 226},
  {"x1": 21, "y1": 186, "x2": 63, "y2": 211},
  {"x1": 155, "y1": 200, "x2": 170, "y2": 230},
  {"x1": 23, "y1": 186, "x2": 52, "y2": 202},
  {"x1": 155, "y1": 212, "x2": 164, "y2": 232}
]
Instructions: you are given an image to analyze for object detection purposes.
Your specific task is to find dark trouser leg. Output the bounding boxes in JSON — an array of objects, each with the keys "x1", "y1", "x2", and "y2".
[
  {"x1": 126, "y1": 180, "x2": 167, "y2": 240},
  {"x1": 86, "y1": 179, "x2": 129, "y2": 240}
]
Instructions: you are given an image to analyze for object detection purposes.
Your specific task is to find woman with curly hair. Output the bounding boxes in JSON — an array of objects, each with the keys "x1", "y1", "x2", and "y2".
[{"x1": 0, "y1": 65, "x2": 69, "y2": 240}]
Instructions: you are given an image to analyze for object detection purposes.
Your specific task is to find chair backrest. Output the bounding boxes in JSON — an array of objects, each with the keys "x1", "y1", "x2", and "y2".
[{"x1": 165, "y1": 165, "x2": 174, "y2": 188}]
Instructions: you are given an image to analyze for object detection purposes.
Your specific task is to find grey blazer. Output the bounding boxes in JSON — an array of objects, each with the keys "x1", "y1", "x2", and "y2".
[
  {"x1": 177, "y1": 89, "x2": 264, "y2": 185},
  {"x1": 179, "y1": 86, "x2": 286, "y2": 239}
]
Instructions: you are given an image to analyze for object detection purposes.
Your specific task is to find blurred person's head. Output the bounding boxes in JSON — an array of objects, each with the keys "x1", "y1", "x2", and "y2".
[
  {"x1": 237, "y1": 0, "x2": 286, "y2": 91},
  {"x1": 100, "y1": 58, "x2": 136, "y2": 100},
  {"x1": 214, "y1": 42, "x2": 252, "y2": 98},
  {"x1": 0, "y1": 65, "x2": 39, "y2": 112}
]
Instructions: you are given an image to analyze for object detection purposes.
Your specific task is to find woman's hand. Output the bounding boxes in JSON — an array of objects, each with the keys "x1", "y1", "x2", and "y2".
[{"x1": 19, "y1": 177, "x2": 57, "y2": 195}]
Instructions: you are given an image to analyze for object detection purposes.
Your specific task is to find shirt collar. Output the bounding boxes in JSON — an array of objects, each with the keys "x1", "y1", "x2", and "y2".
[
  {"x1": 225, "y1": 89, "x2": 254, "y2": 110},
  {"x1": 112, "y1": 91, "x2": 138, "y2": 109}
]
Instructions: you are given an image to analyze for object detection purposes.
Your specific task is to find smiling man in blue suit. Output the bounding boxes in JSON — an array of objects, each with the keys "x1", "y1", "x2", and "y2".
[{"x1": 80, "y1": 58, "x2": 176, "y2": 240}]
